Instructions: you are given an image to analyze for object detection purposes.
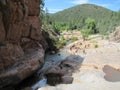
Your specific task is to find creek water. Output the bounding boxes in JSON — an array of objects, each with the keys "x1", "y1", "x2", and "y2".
[
  {"x1": 32, "y1": 77, "x2": 47, "y2": 90},
  {"x1": 66, "y1": 40, "x2": 73, "y2": 45},
  {"x1": 45, "y1": 50, "x2": 71, "y2": 62},
  {"x1": 103, "y1": 65, "x2": 120, "y2": 82},
  {"x1": 31, "y1": 49, "x2": 71, "y2": 90}
]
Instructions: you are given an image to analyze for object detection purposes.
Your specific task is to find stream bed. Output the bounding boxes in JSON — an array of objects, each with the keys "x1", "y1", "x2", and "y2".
[
  {"x1": 31, "y1": 49, "x2": 71, "y2": 90},
  {"x1": 11, "y1": 45, "x2": 120, "y2": 90},
  {"x1": 14, "y1": 49, "x2": 71, "y2": 90}
]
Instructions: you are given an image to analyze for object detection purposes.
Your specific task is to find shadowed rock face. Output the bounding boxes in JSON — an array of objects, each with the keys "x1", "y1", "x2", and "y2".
[{"x1": 0, "y1": 0, "x2": 48, "y2": 88}]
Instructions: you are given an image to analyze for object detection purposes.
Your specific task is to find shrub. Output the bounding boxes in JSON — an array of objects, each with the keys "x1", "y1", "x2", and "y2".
[
  {"x1": 71, "y1": 36, "x2": 78, "y2": 41},
  {"x1": 56, "y1": 39, "x2": 68, "y2": 48},
  {"x1": 94, "y1": 44, "x2": 98, "y2": 48},
  {"x1": 81, "y1": 29, "x2": 91, "y2": 40}
]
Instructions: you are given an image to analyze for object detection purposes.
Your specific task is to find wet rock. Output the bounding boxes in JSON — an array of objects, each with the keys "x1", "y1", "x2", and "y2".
[
  {"x1": 45, "y1": 73, "x2": 63, "y2": 86},
  {"x1": 38, "y1": 55, "x2": 83, "y2": 86},
  {"x1": 61, "y1": 76, "x2": 73, "y2": 84},
  {"x1": 60, "y1": 55, "x2": 83, "y2": 72}
]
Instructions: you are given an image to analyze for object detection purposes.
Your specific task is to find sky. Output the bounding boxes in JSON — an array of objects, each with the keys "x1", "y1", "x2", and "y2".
[{"x1": 44, "y1": 0, "x2": 120, "y2": 13}]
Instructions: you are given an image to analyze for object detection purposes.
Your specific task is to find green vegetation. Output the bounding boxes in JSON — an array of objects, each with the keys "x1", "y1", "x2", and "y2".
[
  {"x1": 49, "y1": 4, "x2": 120, "y2": 34},
  {"x1": 94, "y1": 44, "x2": 99, "y2": 48},
  {"x1": 56, "y1": 36, "x2": 68, "y2": 48},
  {"x1": 81, "y1": 29, "x2": 90, "y2": 40},
  {"x1": 41, "y1": 3, "x2": 120, "y2": 49},
  {"x1": 85, "y1": 18, "x2": 97, "y2": 34},
  {"x1": 71, "y1": 36, "x2": 78, "y2": 41},
  {"x1": 103, "y1": 33, "x2": 110, "y2": 40},
  {"x1": 42, "y1": 25, "x2": 69, "y2": 49}
]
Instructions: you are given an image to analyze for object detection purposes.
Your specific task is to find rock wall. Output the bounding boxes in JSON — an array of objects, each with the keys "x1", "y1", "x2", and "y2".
[{"x1": 0, "y1": 0, "x2": 47, "y2": 88}]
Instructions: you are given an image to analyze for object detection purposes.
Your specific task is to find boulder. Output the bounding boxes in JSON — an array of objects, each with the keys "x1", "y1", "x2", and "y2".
[
  {"x1": 60, "y1": 55, "x2": 83, "y2": 70},
  {"x1": 0, "y1": 43, "x2": 24, "y2": 70},
  {"x1": 0, "y1": 48, "x2": 44, "y2": 88},
  {"x1": 61, "y1": 75, "x2": 73, "y2": 84}
]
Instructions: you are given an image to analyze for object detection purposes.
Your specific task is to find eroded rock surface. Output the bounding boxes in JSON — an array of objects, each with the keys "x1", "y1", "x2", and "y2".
[{"x1": 0, "y1": 0, "x2": 47, "y2": 88}]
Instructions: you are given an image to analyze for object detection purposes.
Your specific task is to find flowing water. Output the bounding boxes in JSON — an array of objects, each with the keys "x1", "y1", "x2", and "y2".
[
  {"x1": 32, "y1": 77, "x2": 47, "y2": 90},
  {"x1": 30, "y1": 49, "x2": 71, "y2": 90},
  {"x1": 45, "y1": 50, "x2": 71, "y2": 62}
]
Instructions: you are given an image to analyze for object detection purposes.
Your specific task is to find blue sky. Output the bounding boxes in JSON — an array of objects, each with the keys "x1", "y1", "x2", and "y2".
[{"x1": 44, "y1": 0, "x2": 120, "y2": 13}]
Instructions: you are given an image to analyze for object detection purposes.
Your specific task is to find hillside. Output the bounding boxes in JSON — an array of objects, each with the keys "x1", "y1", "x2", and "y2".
[{"x1": 50, "y1": 4, "x2": 120, "y2": 34}]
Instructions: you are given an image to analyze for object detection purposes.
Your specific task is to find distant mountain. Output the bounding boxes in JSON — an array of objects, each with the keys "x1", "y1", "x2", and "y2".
[{"x1": 50, "y1": 4, "x2": 120, "y2": 34}]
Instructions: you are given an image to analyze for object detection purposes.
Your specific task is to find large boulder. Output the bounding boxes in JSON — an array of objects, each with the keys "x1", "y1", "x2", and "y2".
[
  {"x1": 0, "y1": 44, "x2": 24, "y2": 71},
  {"x1": 0, "y1": 0, "x2": 47, "y2": 88}
]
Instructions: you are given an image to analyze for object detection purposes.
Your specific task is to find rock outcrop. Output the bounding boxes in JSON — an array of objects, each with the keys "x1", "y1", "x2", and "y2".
[
  {"x1": 110, "y1": 26, "x2": 120, "y2": 42},
  {"x1": 0, "y1": 0, "x2": 47, "y2": 88}
]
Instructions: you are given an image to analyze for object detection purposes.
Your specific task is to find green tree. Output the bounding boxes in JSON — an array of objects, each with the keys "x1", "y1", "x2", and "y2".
[
  {"x1": 118, "y1": 10, "x2": 120, "y2": 18},
  {"x1": 85, "y1": 18, "x2": 97, "y2": 34},
  {"x1": 40, "y1": 0, "x2": 45, "y2": 21},
  {"x1": 45, "y1": 8, "x2": 50, "y2": 25}
]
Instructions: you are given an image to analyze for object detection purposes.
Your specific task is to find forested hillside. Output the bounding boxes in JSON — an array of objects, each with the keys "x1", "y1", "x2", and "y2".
[{"x1": 48, "y1": 4, "x2": 120, "y2": 34}]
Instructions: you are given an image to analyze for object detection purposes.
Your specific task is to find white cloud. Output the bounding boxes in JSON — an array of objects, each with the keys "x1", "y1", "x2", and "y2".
[
  {"x1": 71, "y1": 0, "x2": 89, "y2": 4},
  {"x1": 50, "y1": 8, "x2": 63, "y2": 13},
  {"x1": 44, "y1": 8, "x2": 62, "y2": 13},
  {"x1": 98, "y1": 4, "x2": 111, "y2": 7}
]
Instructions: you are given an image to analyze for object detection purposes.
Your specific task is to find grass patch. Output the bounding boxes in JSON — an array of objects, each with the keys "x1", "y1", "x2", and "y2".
[{"x1": 71, "y1": 36, "x2": 78, "y2": 41}]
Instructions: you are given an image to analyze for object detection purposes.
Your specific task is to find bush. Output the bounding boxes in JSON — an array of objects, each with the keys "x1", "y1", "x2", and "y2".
[
  {"x1": 104, "y1": 34, "x2": 109, "y2": 40},
  {"x1": 94, "y1": 44, "x2": 98, "y2": 48},
  {"x1": 71, "y1": 36, "x2": 78, "y2": 41},
  {"x1": 81, "y1": 29, "x2": 91, "y2": 40},
  {"x1": 56, "y1": 39, "x2": 68, "y2": 48}
]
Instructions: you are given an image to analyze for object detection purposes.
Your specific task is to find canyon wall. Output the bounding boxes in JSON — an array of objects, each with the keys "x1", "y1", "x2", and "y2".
[{"x1": 0, "y1": 0, "x2": 47, "y2": 88}]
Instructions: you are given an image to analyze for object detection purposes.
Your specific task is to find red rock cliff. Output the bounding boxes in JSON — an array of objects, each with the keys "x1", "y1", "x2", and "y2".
[{"x1": 0, "y1": 0, "x2": 47, "y2": 87}]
